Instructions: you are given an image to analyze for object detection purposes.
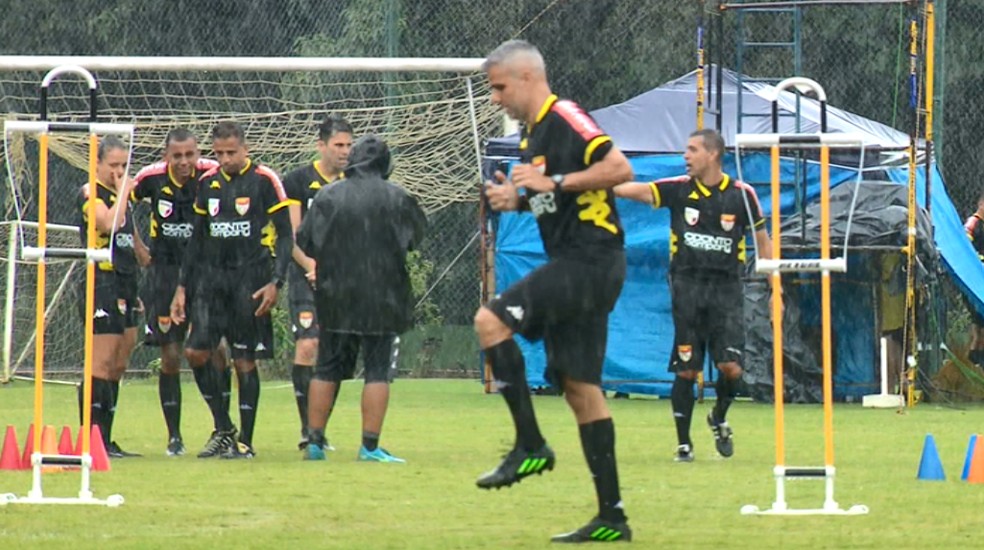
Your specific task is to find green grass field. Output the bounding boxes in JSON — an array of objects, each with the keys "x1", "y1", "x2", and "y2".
[{"x1": 1, "y1": 379, "x2": 983, "y2": 549}]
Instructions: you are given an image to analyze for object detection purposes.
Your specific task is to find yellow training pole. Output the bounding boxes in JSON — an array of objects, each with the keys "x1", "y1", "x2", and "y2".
[
  {"x1": 820, "y1": 145, "x2": 834, "y2": 468},
  {"x1": 81, "y1": 133, "x2": 99, "y2": 456},
  {"x1": 770, "y1": 144, "x2": 784, "y2": 468},
  {"x1": 32, "y1": 132, "x2": 50, "y2": 455}
]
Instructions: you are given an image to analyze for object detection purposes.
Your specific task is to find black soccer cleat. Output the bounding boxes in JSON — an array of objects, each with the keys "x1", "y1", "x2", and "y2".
[
  {"x1": 220, "y1": 441, "x2": 256, "y2": 460},
  {"x1": 107, "y1": 441, "x2": 142, "y2": 458},
  {"x1": 707, "y1": 412, "x2": 734, "y2": 458},
  {"x1": 166, "y1": 436, "x2": 186, "y2": 457},
  {"x1": 476, "y1": 445, "x2": 555, "y2": 490},
  {"x1": 197, "y1": 428, "x2": 237, "y2": 459},
  {"x1": 551, "y1": 516, "x2": 632, "y2": 543},
  {"x1": 674, "y1": 444, "x2": 694, "y2": 463}
]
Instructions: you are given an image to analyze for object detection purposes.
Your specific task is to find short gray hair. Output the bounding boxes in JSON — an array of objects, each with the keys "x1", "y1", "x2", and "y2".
[{"x1": 482, "y1": 39, "x2": 545, "y2": 73}]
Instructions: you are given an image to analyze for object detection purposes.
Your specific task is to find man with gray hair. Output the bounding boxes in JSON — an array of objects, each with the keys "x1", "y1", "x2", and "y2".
[{"x1": 476, "y1": 39, "x2": 634, "y2": 543}]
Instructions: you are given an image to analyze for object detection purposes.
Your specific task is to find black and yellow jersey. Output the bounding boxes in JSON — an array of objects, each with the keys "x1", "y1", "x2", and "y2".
[
  {"x1": 132, "y1": 158, "x2": 219, "y2": 264},
  {"x1": 193, "y1": 158, "x2": 294, "y2": 269},
  {"x1": 77, "y1": 180, "x2": 137, "y2": 275},
  {"x1": 519, "y1": 94, "x2": 623, "y2": 260},
  {"x1": 649, "y1": 174, "x2": 764, "y2": 279},
  {"x1": 282, "y1": 160, "x2": 342, "y2": 218},
  {"x1": 965, "y1": 214, "x2": 984, "y2": 262}
]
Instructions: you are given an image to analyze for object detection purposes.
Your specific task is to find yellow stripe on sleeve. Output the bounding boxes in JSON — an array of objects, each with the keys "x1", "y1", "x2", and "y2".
[
  {"x1": 583, "y1": 135, "x2": 612, "y2": 166},
  {"x1": 649, "y1": 182, "x2": 662, "y2": 208}
]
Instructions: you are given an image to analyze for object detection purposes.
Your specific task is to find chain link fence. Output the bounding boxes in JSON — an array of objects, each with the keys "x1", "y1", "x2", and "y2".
[{"x1": 0, "y1": 0, "x2": 980, "y2": 386}]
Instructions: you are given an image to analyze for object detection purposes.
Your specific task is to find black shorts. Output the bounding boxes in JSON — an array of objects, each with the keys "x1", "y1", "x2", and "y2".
[
  {"x1": 288, "y1": 264, "x2": 318, "y2": 340},
  {"x1": 668, "y1": 274, "x2": 744, "y2": 372},
  {"x1": 314, "y1": 332, "x2": 399, "y2": 383},
  {"x1": 487, "y1": 253, "x2": 626, "y2": 387},
  {"x1": 186, "y1": 265, "x2": 274, "y2": 361},
  {"x1": 80, "y1": 270, "x2": 139, "y2": 335},
  {"x1": 143, "y1": 262, "x2": 186, "y2": 346}
]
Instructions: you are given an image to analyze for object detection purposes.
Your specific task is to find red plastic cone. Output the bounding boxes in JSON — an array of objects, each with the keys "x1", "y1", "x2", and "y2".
[
  {"x1": 58, "y1": 426, "x2": 74, "y2": 455},
  {"x1": 89, "y1": 425, "x2": 111, "y2": 472},
  {"x1": 0, "y1": 425, "x2": 21, "y2": 470},
  {"x1": 20, "y1": 423, "x2": 35, "y2": 469},
  {"x1": 967, "y1": 436, "x2": 984, "y2": 484}
]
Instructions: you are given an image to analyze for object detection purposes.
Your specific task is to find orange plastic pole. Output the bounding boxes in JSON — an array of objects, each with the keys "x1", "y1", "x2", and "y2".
[
  {"x1": 771, "y1": 145, "x2": 784, "y2": 467},
  {"x1": 32, "y1": 133, "x2": 49, "y2": 455},
  {"x1": 820, "y1": 145, "x2": 835, "y2": 467},
  {"x1": 81, "y1": 133, "x2": 98, "y2": 456}
]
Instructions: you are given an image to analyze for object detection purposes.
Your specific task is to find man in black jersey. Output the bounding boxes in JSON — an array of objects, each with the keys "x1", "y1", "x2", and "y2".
[
  {"x1": 282, "y1": 115, "x2": 353, "y2": 451},
  {"x1": 475, "y1": 40, "x2": 634, "y2": 544},
  {"x1": 77, "y1": 136, "x2": 144, "y2": 458},
  {"x1": 170, "y1": 121, "x2": 295, "y2": 459},
  {"x1": 132, "y1": 128, "x2": 230, "y2": 456},
  {"x1": 615, "y1": 129, "x2": 774, "y2": 462}
]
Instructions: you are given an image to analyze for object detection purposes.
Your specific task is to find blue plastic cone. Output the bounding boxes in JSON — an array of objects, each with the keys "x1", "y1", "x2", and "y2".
[
  {"x1": 961, "y1": 434, "x2": 978, "y2": 481},
  {"x1": 917, "y1": 434, "x2": 946, "y2": 481}
]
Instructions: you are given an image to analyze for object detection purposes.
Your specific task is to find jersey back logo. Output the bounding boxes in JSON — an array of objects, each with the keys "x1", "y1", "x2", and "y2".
[
  {"x1": 235, "y1": 197, "x2": 250, "y2": 216},
  {"x1": 685, "y1": 207, "x2": 700, "y2": 226},
  {"x1": 721, "y1": 214, "x2": 736, "y2": 232},
  {"x1": 158, "y1": 199, "x2": 173, "y2": 218},
  {"x1": 208, "y1": 198, "x2": 220, "y2": 216}
]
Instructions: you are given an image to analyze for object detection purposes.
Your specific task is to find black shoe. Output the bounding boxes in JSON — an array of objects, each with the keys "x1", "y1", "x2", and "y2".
[
  {"x1": 166, "y1": 436, "x2": 186, "y2": 457},
  {"x1": 107, "y1": 441, "x2": 142, "y2": 458},
  {"x1": 551, "y1": 516, "x2": 632, "y2": 543},
  {"x1": 674, "y1": 444, "x2": 694, "y2": 463},
  {"x1": 476, "y1": 445, "x2": 555, "y2": 490},
  {"x1": 197, "y1": 428, "x2": 237, "y2": 459},
  {"x1": 220, "y1": 441, "x2": 255, "y2": 459},
  {"x1": 707, "y1": 412, "x2": 734, "y2": 458}
]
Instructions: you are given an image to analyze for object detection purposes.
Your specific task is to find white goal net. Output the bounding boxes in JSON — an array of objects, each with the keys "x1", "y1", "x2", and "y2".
[{"x1": 0, "y1": 56, "x2": 499, "y2": 381}]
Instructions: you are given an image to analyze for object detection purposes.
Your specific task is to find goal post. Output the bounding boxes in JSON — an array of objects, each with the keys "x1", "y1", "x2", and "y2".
[{"x1": 0, "y1": 55, "x2": 501, "y2": 383}]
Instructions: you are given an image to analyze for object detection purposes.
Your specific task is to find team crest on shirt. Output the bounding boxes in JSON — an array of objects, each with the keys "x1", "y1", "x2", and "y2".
[
  {"x1": 235, "y1": 197, "x2": 250, "y2": 216},
  {"x1": 684, "y1": 207, "x2": 700, "y2": 226},
  {"x1": 157, "y1": 199, "x2": 173, "y2": 218},
  {"x1": 158, "y1": 316, "x2": 172, "y2": 333},
  {"x1": 677, "y1": 345, "x2": 693, "y2": 362},
  {"x1": 117, "y1": 299, "x2": 128, "y2": 315},
  {"x1": 721, "y1": 214, "x2": 736, "y2": 232},
  {"x1": 532, "y1": 155, "x2": 546, "y2": 174},
  {"x1": 208, "y1": 198, "x2": 220, "y2": 216},
  {"x1": 298, "y1": 311, "x2": 313, "y2": 329}
]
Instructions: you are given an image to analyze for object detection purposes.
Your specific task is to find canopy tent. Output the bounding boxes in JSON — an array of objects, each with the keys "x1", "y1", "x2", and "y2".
[{"x1": 486, "y1": 68, "x2": 980, "y2": 399}]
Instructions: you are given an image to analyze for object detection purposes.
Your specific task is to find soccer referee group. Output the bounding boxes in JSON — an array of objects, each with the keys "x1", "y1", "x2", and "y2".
[{"x1": 74, "y1": 39, "x2": 775, "y2": 544}]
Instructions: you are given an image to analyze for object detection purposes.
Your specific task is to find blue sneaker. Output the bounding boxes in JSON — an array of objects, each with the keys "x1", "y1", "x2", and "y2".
[
  {"x1": 305, "y1": 441, "x2": 327, "y2": 461},
  {"x1": 357, "y1": 446, "x2": 406, "y2": 463}
]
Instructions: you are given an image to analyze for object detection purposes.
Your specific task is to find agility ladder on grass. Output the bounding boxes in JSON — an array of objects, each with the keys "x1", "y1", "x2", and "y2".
[
  {"x1": 0, "y1": 65, "x2": 127, "y2": 507},
  {"x1": 736, "y1": 77, "x2": 867, "y2": 517}
]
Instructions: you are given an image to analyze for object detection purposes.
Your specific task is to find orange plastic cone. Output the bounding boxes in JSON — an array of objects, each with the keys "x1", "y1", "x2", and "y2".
[
  {"x1": 20, "y1": 423, "x2": 35, "y2": 469},
  {"x1": 0, "y1": 425, "x2": 21, "y2": 470},
  {"x1": 90, "y1": 425, "x2": 111, "y2": 472},
  {"x1": 39, "y1": 425, "x2": 60, "y2": 473},
  {"x1": 58, "y1": 426, "x2": 74, "y2": 455},
  {"x1": 967, "y1": 437, "x2": 984, "y2": 484}
]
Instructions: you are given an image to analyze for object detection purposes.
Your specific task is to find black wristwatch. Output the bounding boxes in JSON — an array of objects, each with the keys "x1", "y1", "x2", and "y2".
[{"x1": 551, "y1": 173, "x2": 565, "y2": 192}]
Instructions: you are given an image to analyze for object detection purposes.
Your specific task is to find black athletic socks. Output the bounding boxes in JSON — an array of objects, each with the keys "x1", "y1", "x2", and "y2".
[
  {"x1": 291, "y1": 364, "x2": 312, "y2": 433},
  {"x1": 671, "y1": 376, "x2": 695, "y2": 446},
  {"x1": 579, "y1": 418, "x2": 627, "y2": 523},
  {"x1": 486, "y1": 339, "x2": 546, "y2": 452},
  {"x1": 362, "y1": 431, "x2": 380, "y2": 452},
  {"x1": 713, "y1": 374, "x2": 738, "y2": 424},
  {"x1": 159, "y1": 372, "x2": 182, "y2": 438},
  {"x1": 220, "y1": 366, "x2": 232, "y2": 416},
  {"x1": 78, "y1": 377, "x2": 113, "y2": 447},
  {"x1": 237, "y1": 369, "x2": 260, "y2": 447},
  {"x1": 192, "y1": 366, "x2": 234, "y2": 432}
]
